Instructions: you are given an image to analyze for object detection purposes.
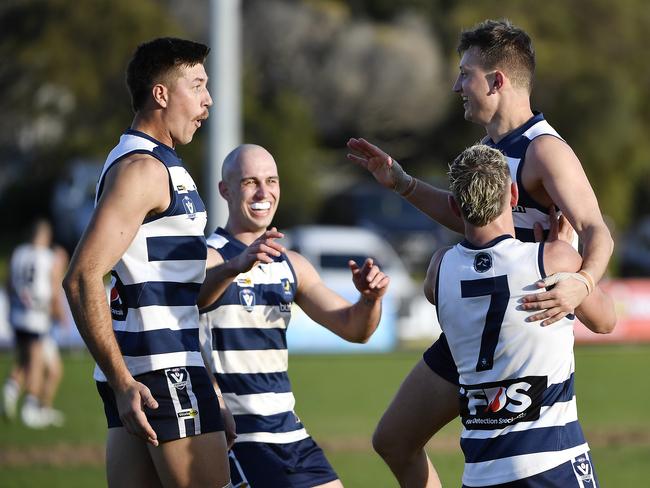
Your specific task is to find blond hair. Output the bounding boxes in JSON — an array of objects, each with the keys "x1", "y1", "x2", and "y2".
[{"x1": 448, "y1": 145, "x2": 510, "y2": 226}]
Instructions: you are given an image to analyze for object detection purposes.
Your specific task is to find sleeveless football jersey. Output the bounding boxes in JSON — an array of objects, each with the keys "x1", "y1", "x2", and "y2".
[
  {"x1": 9, "y1": 244, "x2": 56, "y2": 334},
  {"x1": 200, "y1": 228, "x2": 308, "y2": 444},
  {"x1": 93, "y1": 129, "x2": 208, "y2": 381},
  {"x1": 485, "y1": 113, "x2": 569, "y2": 243},
  {"x1": 436, "y1": 235, "x2": 588, "y2": 486}
]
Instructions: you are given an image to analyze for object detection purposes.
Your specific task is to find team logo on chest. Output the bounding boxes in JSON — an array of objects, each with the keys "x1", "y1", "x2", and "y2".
[
  {"x1": 280, "y1": 278, "x2": 292, "y2": 297},
  {"x1": 165, "y1": 367, "x2": 189, "y2": 390},
  {"x1": 473, "y1": 252, "x2": 492, "y2": 273},
  {"x1": 182, "y1": 195, "x2": 196, "y2": 220},
  {"x1": 239, "y1": 288, "x2": 256, "y2": 312}
]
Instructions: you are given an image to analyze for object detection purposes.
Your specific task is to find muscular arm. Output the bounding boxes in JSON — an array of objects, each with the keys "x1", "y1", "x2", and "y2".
[
  {"x1": 62, "y1": 155, "x2": 170, "y2": 445},
  {"x1": 543, "y1": 240, "x2": 616, "y2": 333},
  {"x1": 289, "y1": 251, "x2": 389, "y2": 343},
  {"x1": 529, "y1": 136, "x2": 613, "y2": 282},
  {"x1": 522, "y1": 137, "x2": 614, "y2": 324},
  {"x1": 347, "y1": 138, "x2": 464, "y2": 233},
  {"x1": 50, "y1": 246, "x2": 69, "y2": 324}
]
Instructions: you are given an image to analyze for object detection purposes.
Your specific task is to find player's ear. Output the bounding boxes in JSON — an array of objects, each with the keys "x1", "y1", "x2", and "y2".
[
  {"x1": 448, "y1": 194, "x2": 462, "y2": 219},
  {"x1": 510, "y1": 181, "x2": 519, "y2": 207},
  {"x1": 491, "y1": 71, "x2": 505, "y2": 93},
  {"x1": 218, "y1": 181, "x2": 229, "y2": 201},
  {"x1": 152, "y1": 83, "x2": 168, "y2": 108}
]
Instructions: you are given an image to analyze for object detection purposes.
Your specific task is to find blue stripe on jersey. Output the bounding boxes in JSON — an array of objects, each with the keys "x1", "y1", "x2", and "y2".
[
  {"x1": 146, "y1": 236, "x2": 207, "y2": 262},
  {"x1": 233, "y1": 411, "x2": 304, "y2": 434},
  {"x1": 461, "y1": 420, "x2": 586, "y2": 463},
  {"x1": 115, "y1": 328, "x2": 201, "y2": 356},
  {"x1": 542, "y1": 373, "x2": 574, "y2": 406},
  {"x1": 218, "y1": 283, "x2": 293, "y2": 307},
  {"x1": 120, "y1": 282, "x2": 201, "y2": 308},
  {"x1": 166, "y1": 190, "x2": 206, "y2": 215},
  {"x1": 217, "y1": 372, "x2": 292, "y2": 395},
  {"x1": 212, "y1": 328, "x2": 287, "y2": 351},
  {"x1": 124, "y1": 129, "x2": 184, "y2": 167}
]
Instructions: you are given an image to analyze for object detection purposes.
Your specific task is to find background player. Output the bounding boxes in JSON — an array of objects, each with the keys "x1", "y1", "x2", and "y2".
[
  {"x1": 347, "y1": 19, "x2": 614, "y2": 487},
  {"x1": 198, "y1": 144, "x2": 390, "y2": 488},
  {"x1": 422, "y1": 144, "x2": 614, "y2": 486},
  {"x1": 2, "y1": 219, "x2": 67, "y2": 428},
  {"x1": 63, "y1": 38, "x2": 231, "y2": 488}
]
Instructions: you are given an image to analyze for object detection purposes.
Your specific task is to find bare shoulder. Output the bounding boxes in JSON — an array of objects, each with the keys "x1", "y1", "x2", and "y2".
[
  {"x1": 424, "y1": 246, "x2": 452, "y2": 305},
  {"x1": 206, "y1": 246, "x2": 226, "y2": 268},
  {"x1": 527, "y1": 135, "x2": 581, "y2": 170},
  {"x1": 99, "y1": 154, "x2": 170, "y2": 213},
  {"x1": 542, "y1": 240, "x2": 582, "y2": 276}
]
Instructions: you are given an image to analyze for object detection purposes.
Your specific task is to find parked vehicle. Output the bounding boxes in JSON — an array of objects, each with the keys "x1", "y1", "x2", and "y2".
[
  {"x1": 318, "y1": 182, "x2": 460, "y2": 273},
  {"x1": 283, "y1": 225, "x2": 440, "y2": 353}
]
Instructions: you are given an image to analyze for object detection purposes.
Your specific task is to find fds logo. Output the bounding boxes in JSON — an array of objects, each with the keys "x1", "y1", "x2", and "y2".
[{"x1": 460, "y1": 376, "x2": 546, "y2": 430}]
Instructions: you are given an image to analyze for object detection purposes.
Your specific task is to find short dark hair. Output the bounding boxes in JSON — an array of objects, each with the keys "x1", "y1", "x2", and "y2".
[
  {"x1": 458, "y1": 19, "x2": 535, "y2": 92},
  {"x1": 126, "y1": 37, "x2": 210, "y2": 112}
]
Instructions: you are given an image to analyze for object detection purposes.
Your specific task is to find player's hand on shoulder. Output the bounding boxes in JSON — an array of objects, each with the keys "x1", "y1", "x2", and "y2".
[
  {"x1": 521, "y1": 237, "x2": 588, "y2": 327},
  {"x1": 113, "y1": 378, "x2": 159, "y2": 446},
  {"x1": 533, "y1": 206, "x2": 575, "y2": 244},
  {"x1": 349, "y1": 258, "x2": 390, "y2": 300}
]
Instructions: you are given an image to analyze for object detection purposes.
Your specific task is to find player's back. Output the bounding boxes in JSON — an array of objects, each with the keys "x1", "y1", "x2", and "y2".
[
  {"x1": 436, "y1": 235, "x2": 589, "y2": 486},
  {"x1": 8, "y1": 243, "x2": 55, "y2": 333}
]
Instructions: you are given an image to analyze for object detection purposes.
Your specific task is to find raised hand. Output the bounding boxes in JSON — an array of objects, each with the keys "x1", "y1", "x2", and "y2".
[
  {"x1": 349, "y1": 258, "x2": 390, "y2": 300},
  {"x1": 347, "y1": 138, "x2": 401, "y2": 190},
  {"x1": 232, "y1": 228, "x2": 285, "y2": 273}
]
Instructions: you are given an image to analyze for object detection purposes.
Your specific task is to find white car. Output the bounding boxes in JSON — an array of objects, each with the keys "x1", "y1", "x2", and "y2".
[{"x1": 282, "y1": 225, "x2": 440, "y2": 353}]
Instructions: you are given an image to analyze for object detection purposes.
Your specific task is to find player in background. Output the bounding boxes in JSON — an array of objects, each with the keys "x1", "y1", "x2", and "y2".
[
  {"x1": 198, "y1": 144, "x2": 390, "y2": 488},
  {"x1": 422, "y1": 144, "x2": 614, "y2": 486},
  {"x1": 2, "y1": 219, "x2": 67, "y2": 428},
  {"x1": 347, "y1": 19, "x2": 614, "y2": 487},
  {"x1": 63, "y1": 38, "x2": 231, "y2": 488}
]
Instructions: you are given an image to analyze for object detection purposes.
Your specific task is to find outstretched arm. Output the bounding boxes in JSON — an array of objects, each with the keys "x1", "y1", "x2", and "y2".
[
  {"x1": 289, "y1": 251, "x2": 390, "y2": 343},
  {"x1": 63, "y1": 156, "x2": 169, "y2": 446},
  {"x1": 197, "y1": 228, "x2": 285, "y2": 309},
  {"x1": 347, "y1": 138, "x2": 464, "y2": 233}
]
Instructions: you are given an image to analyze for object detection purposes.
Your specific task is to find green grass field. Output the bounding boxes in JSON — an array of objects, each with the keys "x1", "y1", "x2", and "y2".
[{"x1": 1, "y1": 345, "x2": 649, "y2": 487}]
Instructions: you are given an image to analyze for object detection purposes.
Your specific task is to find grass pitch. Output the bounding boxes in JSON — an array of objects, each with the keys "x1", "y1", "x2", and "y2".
[{"x1": 1, "y1": 345, "x2": 649, "y2": 487}]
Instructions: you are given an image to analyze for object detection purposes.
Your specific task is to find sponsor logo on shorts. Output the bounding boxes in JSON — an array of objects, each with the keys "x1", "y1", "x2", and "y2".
[
  {"x1": 473, "y1": 252, "x2": 492, "y2": 273},
  {"x1": 460, "y1": 375, "x2": 546, "y2": 430},
  {"x1": 166, "y1": 368, "x2": 189, "y2": 390},
  {"x1": 177, "y1": 408, "x2": 198, "y2": 419},
  {"x1": 573, "y1": 454, "x2": 595, "y2": 484},
  {"x1": 240, "y1": 288, "x2": 255, "y2": 312}
]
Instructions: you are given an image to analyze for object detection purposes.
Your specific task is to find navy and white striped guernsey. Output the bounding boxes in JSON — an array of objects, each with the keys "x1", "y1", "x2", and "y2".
[
  {"x1": 199, "y1": 228, "x2": 308, "y2": 444},
  {"x1": 436, "y1": 235, "x2": 589, "y2": 486},
  {"x1": 484, "y1": 112, "x2": 568, "y2": 243},
  {"x1": 93, "y1": 129, "x2": 208, "y2": 382}
]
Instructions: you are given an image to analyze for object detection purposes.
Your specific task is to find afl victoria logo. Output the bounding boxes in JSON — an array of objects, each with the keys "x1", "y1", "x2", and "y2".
[
  {"x1": 473, "y1": 252, "x2": 492, "y2": 273},
  {"x1": 239, "y1": 288, "x2": 255, "y2": 312},
  {"x1": 182, "y1": 195, "x2": 196, "y2": 220}
]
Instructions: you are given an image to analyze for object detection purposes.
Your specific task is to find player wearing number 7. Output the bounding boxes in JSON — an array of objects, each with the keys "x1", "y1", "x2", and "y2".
[{"x1": 420, "y1": 145, "x2": 615, "y2": 487}]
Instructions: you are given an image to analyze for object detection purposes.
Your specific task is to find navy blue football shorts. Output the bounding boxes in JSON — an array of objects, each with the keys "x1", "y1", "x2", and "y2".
[
  {"x1": 96, "y1": 366, "x2": 224, "y2": 442},
  {"x1": 423, "y1": 332, "x2": 460, "y2": 386},
  {"x1": 228, "y1": 437, "x2": 338, "y2": 488},
  {"x1": 462, "y1": 451, "x2": 599, "y2": 487}
]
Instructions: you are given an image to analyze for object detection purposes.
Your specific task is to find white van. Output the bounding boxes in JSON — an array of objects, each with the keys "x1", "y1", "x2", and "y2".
[{"x1": 283, "y1": 225, "x2": 440, "y2": 352}]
